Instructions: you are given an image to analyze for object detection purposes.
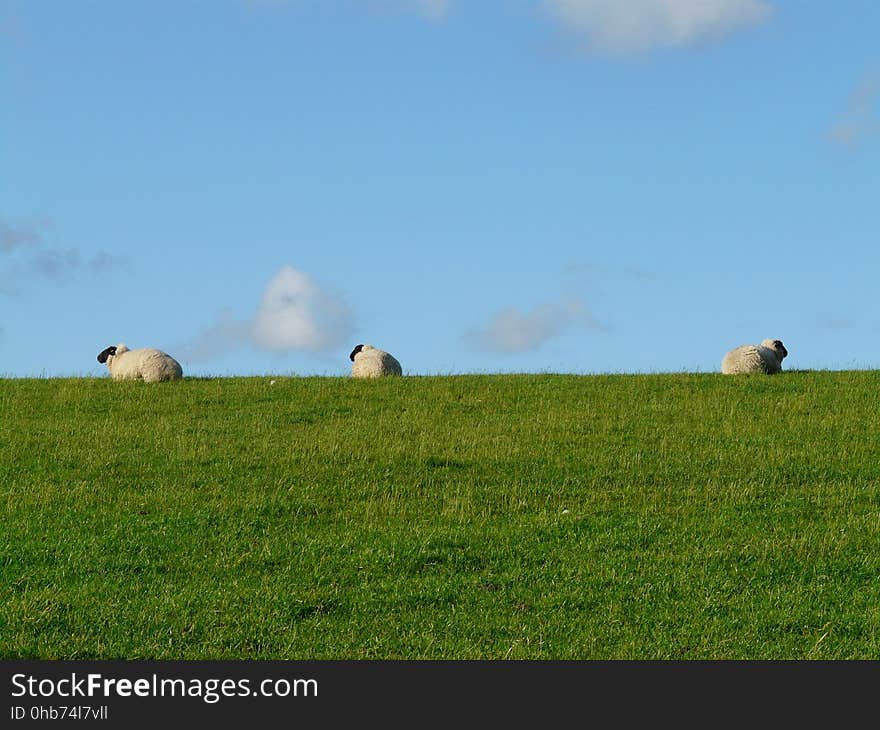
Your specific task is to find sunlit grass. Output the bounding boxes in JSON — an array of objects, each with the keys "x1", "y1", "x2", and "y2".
[{"x1": 2, "y1": 371, "x2": 880, "y2": 658}]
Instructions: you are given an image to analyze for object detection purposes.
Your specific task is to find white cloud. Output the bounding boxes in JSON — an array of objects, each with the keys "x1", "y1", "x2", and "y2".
[
  {"x1": 180, "y1": 265, "x2": 356, "y2": 362},
  {"x1": 252, "y1": 265, "x2": 354, "y2": 351},
  {"x1": 466, "y1": 297, "x2": 602, "y2": 353},
  {"x1": 541, "y1": 0, "x2": 773, "y2": 55},
  {"x1": 828, "y1": 74, "x2": 879, "y2": 149}
]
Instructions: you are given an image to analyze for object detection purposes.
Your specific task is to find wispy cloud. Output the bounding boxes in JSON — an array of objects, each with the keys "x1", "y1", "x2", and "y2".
[
  {"x1": 29, "y1": 249, "x2": 129, "y2": 281},
  {"x1": 0, "y1": 217, "x2": 48, "y2": 253},
  {"x1": 247, "y1": 1, "x2": 777, "y2": 48},
  {"x1": 87, "y1": 251, "x2": 128, "y2": 274},
  {"x1": 0, "y1": 215, "x2": 128, "y2": 294},
  {"x1": 828, "y1": 74, "x2": 879, "y2": 149},
  {"x1": 176, "y1": 309, "x2": 253, "y2": 362},
  {"x1": 466, "y1": 297, "x2": 602, "y2": 353},
  {"x1": 540, "y1": 0, "x2": 773, "y2": 55},
  {"x1": 179, "y1": 265, "x2": 356, "y2": 362}
]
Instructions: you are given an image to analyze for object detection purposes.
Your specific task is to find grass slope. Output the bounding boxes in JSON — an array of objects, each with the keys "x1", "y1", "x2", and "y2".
[{"x1": 2, "y1": 372, "x2": 880, "y2": 659}]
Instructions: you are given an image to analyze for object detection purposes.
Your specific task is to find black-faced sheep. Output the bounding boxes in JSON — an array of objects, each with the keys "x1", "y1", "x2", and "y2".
[
  {"x1": 97, "y1": 344, "x2": 183, "y2": 382},
  {"x1": 349, "y1": 344, "x2": 402, "y2": 378},
  {"x1": 721, "y1": 339, "x2": 788, "y2": 374}
]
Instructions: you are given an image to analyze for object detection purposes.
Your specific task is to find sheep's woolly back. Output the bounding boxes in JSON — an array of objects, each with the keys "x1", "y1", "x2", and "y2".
[
  {"x1": 721, "y1": 339, "x2": 788, "y2": 375},
  {"x1": 105, "y1": 344, "x2": 183, "y2": 382},
  {"x1": 351, "y1": 344, "x2": 402, "y2": 378}
]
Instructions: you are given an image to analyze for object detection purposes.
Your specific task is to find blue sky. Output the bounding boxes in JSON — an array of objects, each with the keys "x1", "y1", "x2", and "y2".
[{"x1": 2, "y1": 0, "x2": 878, "y2": 377}]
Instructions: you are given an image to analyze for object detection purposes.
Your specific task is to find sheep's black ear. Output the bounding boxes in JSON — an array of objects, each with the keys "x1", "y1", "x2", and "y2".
[
  {"x1": 349, "y1": 344, "x2": 364, "y2": 362},
  {"x1": 97, "y1": 346, "x2": 117, "y2": 364}
]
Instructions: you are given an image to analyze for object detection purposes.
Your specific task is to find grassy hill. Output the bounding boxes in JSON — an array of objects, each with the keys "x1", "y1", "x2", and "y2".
[{"x1": 2, "y1": 371, "x2": 880, "y2": 659}]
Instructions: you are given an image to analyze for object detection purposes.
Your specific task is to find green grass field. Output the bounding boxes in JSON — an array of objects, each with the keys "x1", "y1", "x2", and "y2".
[{"x1": 3, "y1": 371, "x2": 880, "y2": 659}]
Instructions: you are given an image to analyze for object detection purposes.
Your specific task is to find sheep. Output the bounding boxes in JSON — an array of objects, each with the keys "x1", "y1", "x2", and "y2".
[
  {"x1": 96, "y1": 343, "x2": 183, "y2": 382},
  {"x1": 349, "y1": 344, "x2": 402, "y2": 378},
  {"x1": 721, "y1": 339, "x2": 788, "y2": 375}
]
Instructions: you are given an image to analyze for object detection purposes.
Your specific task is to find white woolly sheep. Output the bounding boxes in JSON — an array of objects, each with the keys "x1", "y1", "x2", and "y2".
[
  {"x1": 349, "y1": 344, "x2": 402, "y2": 378},
  {"x1": 721, "y1": 339, "x2": 788, "y2": 375},
  {"x1": 96, "y1": 343, "x2": 183, "y2": 382}
]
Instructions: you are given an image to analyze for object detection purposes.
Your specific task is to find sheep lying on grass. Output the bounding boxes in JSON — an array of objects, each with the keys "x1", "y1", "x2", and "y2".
[
  {"x1": 721, "y1": 339, "x2": 788, "y2": 375},
  {"x1": 97, "y1": 344, "x2": 183, "y2": 382},
  {"x1": 349, "y1": 344, "x2": 402, "y2": 378}
]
